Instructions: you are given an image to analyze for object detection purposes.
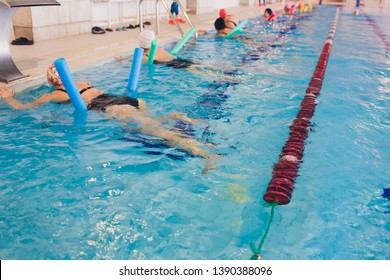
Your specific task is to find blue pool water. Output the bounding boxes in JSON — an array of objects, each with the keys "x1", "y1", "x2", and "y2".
[{"x1": 0, "y1": 6, "x2": 389, "y2": 260}]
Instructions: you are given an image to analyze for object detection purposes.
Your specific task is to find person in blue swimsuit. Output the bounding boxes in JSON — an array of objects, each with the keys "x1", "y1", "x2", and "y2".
[
  {"x1": 354, "y1": 0, "x2": 360, "y2": 15},
  {"x1": 169, "y1": 0, "x2": 185, "y2": 24},
  {"x1": 171, "y1": 0, "x2": 179, "y2": 16},
  {"x1": 0, "y1": 64, "x2": 220, "y2": 172}
]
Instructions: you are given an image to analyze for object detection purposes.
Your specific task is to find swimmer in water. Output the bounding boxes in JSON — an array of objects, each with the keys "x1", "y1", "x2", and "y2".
[
  {"x1": 117, "y1": 29, "x2": 243, "y2": 82},
  {"x1": 218, "y1": 8, "x2": 239, "y2": 30},
  {"x1": 0, "y1": 65, "x2": 221, "y2": 173}
]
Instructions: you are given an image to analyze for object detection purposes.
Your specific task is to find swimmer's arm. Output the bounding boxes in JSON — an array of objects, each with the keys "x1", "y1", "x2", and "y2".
[
  {"x1": 189, "y1": 64, "x2": 245, "y2": 82},
  {"x1": 115, "y1": 56, "x2": 131, "y2": 65},
  {"x1": 116, "y1": 55, "x2": 150, "y2": 65},
  {"x1": 197, "y1": 29, "x2": 208, "y2": 36},
  {"x1": 0, "y1": 87, "x2": 66, "y2": 110}
]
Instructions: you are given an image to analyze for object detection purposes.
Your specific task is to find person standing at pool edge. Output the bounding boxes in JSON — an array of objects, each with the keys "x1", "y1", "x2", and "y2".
[
  {"x1": 354, "y1": 0, "x2": 360, "y2": 15},
  {"x1": 0, "y1": 65, "x2": 220, "y2": 173},
  {"x1": 169, "y1": 0, "x2": 185, "y2": 24}
]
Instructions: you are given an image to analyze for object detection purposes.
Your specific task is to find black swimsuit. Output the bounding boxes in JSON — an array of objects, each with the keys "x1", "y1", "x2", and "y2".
[
  {"x1": 225, "y1": 21, "x2": 237, "y2": 29},
  {"x1": 55, "y1": 86, "x2": 139, "y2": 111},
  {"x1": 87, "y1": 94, "x2": 139, "y2": 111},
  {"x1": 56, "y1": 85, "x2": 94, "y2": 95},
  {"x1": 154, "y1": 58, "x2": 195, "y2": 69},
  {"x1": 55, "y1": 85, "x2": 94, "y2": 104}
]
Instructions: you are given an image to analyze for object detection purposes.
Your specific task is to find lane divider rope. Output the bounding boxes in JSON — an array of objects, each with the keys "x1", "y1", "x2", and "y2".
[
  {"x1": 263, "y1": 7, "x2": 340, "y2": 205},
  {"x1": 250, "y1": 8, "x2": 340, "y2": 260}
]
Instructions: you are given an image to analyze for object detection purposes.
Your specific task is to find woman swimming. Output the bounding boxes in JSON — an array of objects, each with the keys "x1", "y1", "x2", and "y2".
[
  {"x1": 214, "y1": 17, "x2": 233, "y2": 37},
  {"x1": 0, "y1": 64, "x2": 220, "y2": 173},
  {"x1": 130, "y1": 29, "x2": 245, "y2": 81},
  {"x1": 218, "y1": 9, "x2": 238, "y2": 30}
]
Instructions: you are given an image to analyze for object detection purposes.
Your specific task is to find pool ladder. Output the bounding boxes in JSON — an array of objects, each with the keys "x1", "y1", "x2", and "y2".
[
  {"x1": 138, "y1": 0, "x2": 197, "y2": 38},
  {"x1": 0, "y1": 0, "x2": 61, "y2": 83}
]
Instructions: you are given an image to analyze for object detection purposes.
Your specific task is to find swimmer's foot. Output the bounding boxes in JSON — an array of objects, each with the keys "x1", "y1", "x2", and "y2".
[
  {"x1": 205, "y1": 142, "x2": 217, "y2": 148},
  {"x1": 202, "y1": 154, "x2": 223, "y2": 174},
  {"x1": 173, "y1": 112, "x2": 199, "y2": 125},
  {"x1": 221, "y1": 73, "x2": 247, "y2": 84}
]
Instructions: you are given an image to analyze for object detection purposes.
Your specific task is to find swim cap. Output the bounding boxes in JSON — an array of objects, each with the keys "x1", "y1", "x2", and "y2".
[
  {"x1": 214, "y1": 17, "x2": 226, "y2": 31},
  {"x1": 138, "y1": 29, "x2": 155, "y2": 49},
  {"x1": 219, "y1": 9, "x2": 227, "y2": 18},
  {"x1": 47, "y1": 64, "x2": 62, "y2": 87},
  {"x1": 285, "y1": 4, "x2": 291, "y2": 9}
]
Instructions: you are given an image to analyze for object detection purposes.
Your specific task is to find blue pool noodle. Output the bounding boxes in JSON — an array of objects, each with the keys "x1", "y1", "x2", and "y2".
[
  {"x1": 54, "y1": 58, "x2": 87, "y2": 111},
  {"x1": 128, "y1": 48, "x2": 144, "y2": 92}
]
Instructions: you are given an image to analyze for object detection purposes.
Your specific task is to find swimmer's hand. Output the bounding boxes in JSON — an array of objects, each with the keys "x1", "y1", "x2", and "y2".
[
  {"x1": 115, "y1": 56, "x2": 132, "y2": 65},
  {"x1": 197, "y1": 29, "x2": 208, "y2": 36},
  {"x1": 202, "y1": 154, "x2": 223, "y2": 174},
  {"x1": 0, "y1": 86, "x2": 15, "y2": 99}
]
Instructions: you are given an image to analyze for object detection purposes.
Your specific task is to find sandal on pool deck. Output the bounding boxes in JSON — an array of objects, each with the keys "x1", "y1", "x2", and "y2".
[
  {"x1": 92, "y1": 26, "x2": 106, "y2": 34},
  {"x1": 116, "y1": 26, "x2": 127, "y2": 31},
  {"x1": 11, "y1": 37, "x2": 34, "y2": 45}
]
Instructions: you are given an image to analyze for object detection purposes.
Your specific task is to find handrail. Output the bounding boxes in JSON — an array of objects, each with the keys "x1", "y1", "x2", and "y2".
[
  {"x1": 138, "y1": 0, "x2": 143, "y2": 32},
  {"x1": 175, "y1": 0, "x2": 197, "y2": 38},
  {"x1": 138, "y1": 0, "x2": 182, "y2": 36},
  {"x1": 0, "y1": 0, "x2": 60, "y2": 83}
]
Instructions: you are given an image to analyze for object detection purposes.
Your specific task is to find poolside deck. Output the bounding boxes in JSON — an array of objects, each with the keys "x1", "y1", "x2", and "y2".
[{"x1": 2, "y1": 4, "x2": 285, "y2": 91}]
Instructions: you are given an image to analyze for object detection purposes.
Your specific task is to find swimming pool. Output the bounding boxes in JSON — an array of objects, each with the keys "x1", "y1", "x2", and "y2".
[{"x1": 0, "y1": 5, "x2": 389, "y2": 260}]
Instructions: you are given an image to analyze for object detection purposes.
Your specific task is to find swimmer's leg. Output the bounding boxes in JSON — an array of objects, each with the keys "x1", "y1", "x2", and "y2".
[
  {"x1": 161, "y1": 132, "x2": 222, "y2": 173},
  {"x1": 105, "y1": 105, "x2": 220, "y2": 172},
  {"x1": 158, "y1": 112, "x2": 199, "y2": 125}
]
